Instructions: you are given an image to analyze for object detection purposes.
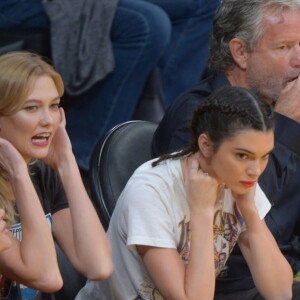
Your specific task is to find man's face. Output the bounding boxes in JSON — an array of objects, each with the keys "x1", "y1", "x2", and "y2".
[{"x1": 245, "y1": 8, "x2": 300, "y2": 103}]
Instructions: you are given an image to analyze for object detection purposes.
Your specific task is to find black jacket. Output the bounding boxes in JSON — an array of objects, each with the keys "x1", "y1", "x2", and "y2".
[{"x1": 152, "y1": 72, "x2": 300, "y2": 293}]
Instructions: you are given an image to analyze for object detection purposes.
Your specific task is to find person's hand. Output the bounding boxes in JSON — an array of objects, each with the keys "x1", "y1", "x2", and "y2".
[
  {"x1": 184, "y1": 158, "x2": 218, "y2": 214},
  {"x1": 276, "y1": 75, "x2": 300, "y2": 122},
  {"x1": 233, "y1": 185, "x2": 257, "y2": 221},
  {"x1": 0, "y1": 209, "x2": 11, "y2": 252},
  {"x1": 42, "y1": 108, "x2": 73, "y2": 170},
  {"x1": 0, "y1": 138, "x2": 27, "y2": 179}
]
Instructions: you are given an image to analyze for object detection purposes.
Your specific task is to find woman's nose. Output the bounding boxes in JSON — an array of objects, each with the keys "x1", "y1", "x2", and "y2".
[
  {"x1": 39, "y1": 109, "x2": 53, "y2": 126},
  {"x1": 247, "y1": 161, "x2": 261, "y2": 178}
]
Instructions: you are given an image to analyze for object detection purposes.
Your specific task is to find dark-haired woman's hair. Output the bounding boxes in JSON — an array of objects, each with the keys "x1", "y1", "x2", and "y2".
[{"x1": 152, "y1": 86, "x2": 274, "y2": 167}]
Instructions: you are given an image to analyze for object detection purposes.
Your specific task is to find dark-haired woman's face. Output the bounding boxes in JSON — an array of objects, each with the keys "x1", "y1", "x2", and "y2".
[{"x1": 210, "y1": 129, "x2": 274, "y2": 194}]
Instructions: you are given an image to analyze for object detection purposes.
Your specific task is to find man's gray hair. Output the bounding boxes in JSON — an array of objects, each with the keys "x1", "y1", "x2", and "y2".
[{"x1": 208, "y1": 0, "x2": 300, "y2": 73}]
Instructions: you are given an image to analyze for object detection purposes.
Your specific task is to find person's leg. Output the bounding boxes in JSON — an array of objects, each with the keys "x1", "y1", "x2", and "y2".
[
  {"x1": 214, "y1": 281, "x2": 300, "y2": 300},
  {"x1": 214, "y1": 287, "x2": 264, "y2": 300},
  {"x1": 0, "y1": 0, "x2": 49, "y2": 29},
  {"x1": 66, "y1": 0, "x2": 171, "y2": 170},
  {"x1": 292, "y1": 281, "x2": 300, "y2": 299},
  {"x1": 141, "y1": 0, "x2": 221, "y2": 108}
]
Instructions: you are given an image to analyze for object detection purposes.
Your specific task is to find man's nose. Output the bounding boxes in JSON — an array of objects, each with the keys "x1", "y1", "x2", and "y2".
[{"x1": 291, "y1": 44, "x2": 300, "y2": 68}]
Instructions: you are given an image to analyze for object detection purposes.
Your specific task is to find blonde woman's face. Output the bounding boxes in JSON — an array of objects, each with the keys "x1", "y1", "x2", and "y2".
[{"x1": 0, "y1": 75, "x2": 61, "y2": 162}]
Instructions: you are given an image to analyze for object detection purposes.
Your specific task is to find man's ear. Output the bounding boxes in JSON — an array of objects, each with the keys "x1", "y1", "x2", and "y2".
[
  {"x1": 198, "y1": 133, "x2": 213, "y2": 158},
  {"x1": 229, "y1": 38, "x2": 249, "y2": 70}
]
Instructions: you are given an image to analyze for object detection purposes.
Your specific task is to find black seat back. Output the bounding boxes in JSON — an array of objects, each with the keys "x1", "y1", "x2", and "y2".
[{"x1": 89, "y1": 120, "x2": 157, "y2": 230}]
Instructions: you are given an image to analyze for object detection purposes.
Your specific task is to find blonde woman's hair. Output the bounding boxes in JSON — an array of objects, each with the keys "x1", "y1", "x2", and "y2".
[{"x1": 0, "y1": 51, "x2": 64, "y2": 225}]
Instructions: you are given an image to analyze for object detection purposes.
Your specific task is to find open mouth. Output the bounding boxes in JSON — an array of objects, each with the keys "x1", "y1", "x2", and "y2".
[{"x1": 32, "y1": 133, "x2": 51, "y2": 145}]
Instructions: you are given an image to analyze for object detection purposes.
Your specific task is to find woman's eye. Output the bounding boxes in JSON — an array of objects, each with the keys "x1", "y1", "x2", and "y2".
[
  {"x1": 24, "y1": 106, "x2": 38, "y2": 112},
  {"x1": 50, "y1": 103, "x2": 60, "y2": 110},
  {"x1": 262, "y1": 154, "x2": 270, "y2": 160},
  {"x1": 236, "y1": 153, "x2": 248, "y2": 160}
]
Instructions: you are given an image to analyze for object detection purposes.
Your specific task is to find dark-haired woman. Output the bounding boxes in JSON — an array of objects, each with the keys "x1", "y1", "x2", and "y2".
[{"x1": 76, "y1": 86, "x2": 293, "y2": 300}]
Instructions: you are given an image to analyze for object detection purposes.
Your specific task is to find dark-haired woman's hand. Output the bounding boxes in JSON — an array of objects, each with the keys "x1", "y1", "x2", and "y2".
[
  {"x1": 233, "y1": 185, "x2": 258, "y2": 222},
  {"x1": 184, "y1": 157, "x2": 218, "y2": 215}
]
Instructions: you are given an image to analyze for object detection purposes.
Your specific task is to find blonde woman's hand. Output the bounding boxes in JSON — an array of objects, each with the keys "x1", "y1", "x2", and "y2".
[
  {"x1": 43, "y1": 108, "x2": 73, "y2": 170},
  {"x1": 0, "y1": 138, "x2": 27, "y2": 179},
  {"x1": 184, "y1": 158, "x2": 218, "y2": 214}
]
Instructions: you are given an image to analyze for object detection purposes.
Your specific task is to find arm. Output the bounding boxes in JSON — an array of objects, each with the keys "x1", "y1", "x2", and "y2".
[
  {"x1": 235, "y1": 188, "x2": 293, "y2": 300},
  {"x1": 258, "y1": 113, "x2": 300, "y2": 205},
  {"x1": 259, "y1": 76, "x2": 300, "y2": 204},
  {"x1": 46, "y1": 109, "x2": 112, "y2": 280},
  {"x1": 0, "y1": 139, "x2": 62, "y2": 292},
  {"x1": 136, "y1": 158, "x2": 218, "y2": 300}
]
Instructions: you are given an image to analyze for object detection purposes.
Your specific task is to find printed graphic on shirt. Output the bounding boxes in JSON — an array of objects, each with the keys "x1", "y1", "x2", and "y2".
[
  {"x1": 134, "y1": 280, "x2": 163, "y2": 300},
  {"x1": 10, "y1": 213, "x2": 52, "y2": 241},
  {"x1": 0, "y1": 213, "x2": 52, "y2": 300},
  {"x1": 135, "y1": 200, "x2": 245, "y2": 299},
  {"x1": 177, "y1": 216, "x2": 191, "y2": 264},
  {"x1": 213, "y1": 201, "x2": 243, "y2": 275}
]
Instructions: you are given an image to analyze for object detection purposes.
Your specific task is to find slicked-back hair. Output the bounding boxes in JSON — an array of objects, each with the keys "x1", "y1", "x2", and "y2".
[
  {"x1": 152, "y1": 86, "x2": 274, "y2": 166},
  {"x1": 208, "y1": 0, "x2": 300, "y2": 73}
]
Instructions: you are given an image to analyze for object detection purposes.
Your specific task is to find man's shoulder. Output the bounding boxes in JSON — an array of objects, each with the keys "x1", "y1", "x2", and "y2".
[
  {"x1": 151, "y1": 72, "x2": 230, "y2": 157},
  {"x1": 169, "y1": 72, "x2": 229, "y2": 112}
]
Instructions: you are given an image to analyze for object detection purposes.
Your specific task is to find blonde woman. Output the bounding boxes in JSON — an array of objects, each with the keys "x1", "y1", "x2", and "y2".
[{"x1": 0, "y1": 51, "x2": 112, "y2": 299}]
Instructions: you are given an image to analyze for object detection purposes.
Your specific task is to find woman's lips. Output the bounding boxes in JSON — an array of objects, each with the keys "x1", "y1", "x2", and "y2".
[{"x1": 240, "y1": 181, "x2": 256, "y2": 188}]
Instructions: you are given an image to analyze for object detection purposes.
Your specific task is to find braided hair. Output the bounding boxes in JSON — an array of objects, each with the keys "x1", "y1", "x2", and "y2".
[{"x1": 152, "y1": 86, "x2": 274, "y2": 167}]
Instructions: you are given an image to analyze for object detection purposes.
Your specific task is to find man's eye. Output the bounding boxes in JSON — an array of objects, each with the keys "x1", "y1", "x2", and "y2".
[{"x1": 278, "y1": 44, "x2": 291, "y2": 50}]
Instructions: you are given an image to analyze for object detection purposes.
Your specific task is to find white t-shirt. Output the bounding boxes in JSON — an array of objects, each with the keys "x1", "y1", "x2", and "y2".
[{"x1": 76, "y1": 158, "x2": 271, "y2": 300}]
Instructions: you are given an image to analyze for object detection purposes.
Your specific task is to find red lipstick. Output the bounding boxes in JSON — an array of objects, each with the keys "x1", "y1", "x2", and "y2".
[{"x1": 240, "y1": 181, "x2": 256, "y2": 188}]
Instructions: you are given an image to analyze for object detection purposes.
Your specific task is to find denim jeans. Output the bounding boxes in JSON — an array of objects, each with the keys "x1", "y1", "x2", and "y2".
[
  {"x1": 0, "y1": 0, "x2": 221, "y2": 170},
  {"x1": 0, "y1": 0, "x2": 50, "y2": 29},
  {"x1": 144, "y1": 0, "x2": 221, "y2": 108},
  {"x1": 66, "y1": 0, "x2": 221, "y2": 170},
  {"x1": 66, "y1": 0, "x2": 171, "y2": 170}
]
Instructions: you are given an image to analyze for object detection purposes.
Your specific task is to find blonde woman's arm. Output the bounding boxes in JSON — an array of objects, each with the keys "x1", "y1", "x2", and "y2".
[
  {"x1": 0, "y1": 138, "x2": 62, "y2": 292},
  {"x1": 45, "y1": 108, "x2": 112, "y2": 280}
]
